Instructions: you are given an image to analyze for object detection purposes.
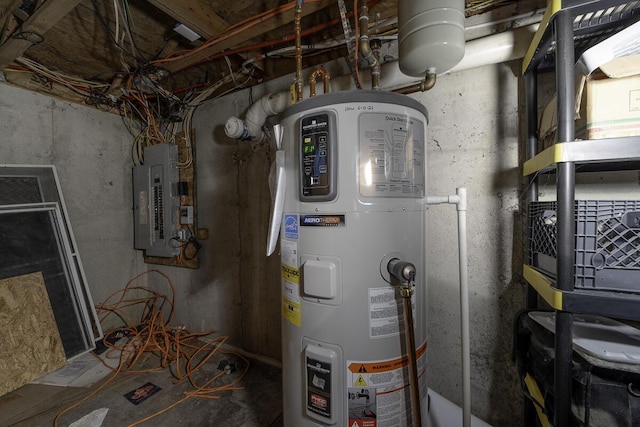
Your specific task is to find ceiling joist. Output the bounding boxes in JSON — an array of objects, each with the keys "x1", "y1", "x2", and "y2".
[
  {"x1": 144, "y1": 0, "x2": 228, "y2": 40},
  {"x1": 161, "y1": 0, "x2": 335, "y2": 74},
  {"x1": 0, "y1": 0, "x2": 81, "y2": 70}
]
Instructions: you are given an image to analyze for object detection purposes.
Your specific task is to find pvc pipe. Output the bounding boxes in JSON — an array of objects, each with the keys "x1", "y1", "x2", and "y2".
[
  {"x1": 426, "y1": 187, "x2": 470, "y2": 427},
  {"x1": 224, "y1": 91, "x2": 290, "y2": 142},
  {"x1": 449, "y1": 25, "x2": 536, "y2": 75},
  {"x1": 456, "y1": 187, "x2": 470, "y2": 427}
]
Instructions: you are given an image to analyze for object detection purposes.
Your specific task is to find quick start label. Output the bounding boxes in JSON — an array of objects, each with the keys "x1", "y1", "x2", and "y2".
[
  {"x1": 358, "y1": 112, "x2": 425, "y2": 198},
  {"x1": 300, "y1": 214, "x2": 345, "y2": 227}
]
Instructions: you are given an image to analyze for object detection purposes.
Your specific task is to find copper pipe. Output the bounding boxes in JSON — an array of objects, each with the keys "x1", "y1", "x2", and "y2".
[
  {"x1": 358, "y1": 4, "x2": 381, "y2": 90},
  {"x1": 401, "y1": 286, "x2": 422, "y2": 427},
  {"x1": 294, "y1": 3, "x2": 303, "y2": 102},
  {"x1": 309, "y1": 68, "x2": 330, "y2": 97},
  {"x1": 393, "y1": 72, "x2": 437, "y2": 95},
  {"x1": 370, "y1": 38, "x2": 381, "y2": 90}
]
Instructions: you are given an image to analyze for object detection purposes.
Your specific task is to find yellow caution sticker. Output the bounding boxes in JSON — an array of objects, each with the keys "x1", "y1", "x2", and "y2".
[
  {"x1": 354, "y1": 375, "x2": 367, "y2": 387},
  {"x1": 282, "y1": 298, "x2": 301, "y2": 327},
  {"x1": 281, "y1": 264, "x2": 300, "y2": 284},
  {"x1": 282, "y1": 263, "x2": 301, "y2": 327}
]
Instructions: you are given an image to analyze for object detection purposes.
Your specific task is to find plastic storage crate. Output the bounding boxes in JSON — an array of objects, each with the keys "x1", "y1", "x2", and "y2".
[
  {"x1": 529, "y1": 200, "x2": 640, "y2": 293},
  {"x1": 514, "y1": 310, "x2": 640, "y2": 427}
]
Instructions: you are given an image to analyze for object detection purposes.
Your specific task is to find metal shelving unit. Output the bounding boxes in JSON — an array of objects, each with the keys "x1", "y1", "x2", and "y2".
[{"x1": 521, "y1": 1, "x2": 640, "y2": 426}]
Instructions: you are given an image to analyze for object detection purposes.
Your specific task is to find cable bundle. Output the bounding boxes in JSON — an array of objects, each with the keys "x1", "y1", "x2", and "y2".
[{"x1": 54, "y1": 270, "x2": 248, "y2": 427}]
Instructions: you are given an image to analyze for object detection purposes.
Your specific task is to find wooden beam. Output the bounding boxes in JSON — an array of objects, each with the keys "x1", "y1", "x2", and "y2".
[
  {"x1": 145, "y1": 0, "x2": 267, "y2": 72},
  {"x1": 0, "y1": 0, "x2": 22, "y2": 44},
  {"x1": 162, "y1": 0, "x2": 334, "y2": 74},
  {"x1": 145, "y1": 0, "x2": 228, "y2": 39},
  {"x1": 0, "y1": 0, "x2": 23, "y2": 21},
  {"x1": 0, "y1": 0, "x2": 81, "y2": 69}
]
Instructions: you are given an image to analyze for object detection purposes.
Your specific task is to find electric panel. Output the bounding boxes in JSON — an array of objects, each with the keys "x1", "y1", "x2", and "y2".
[{"x1": 133, "y1": 143, "x2": 180, "y2": 258}]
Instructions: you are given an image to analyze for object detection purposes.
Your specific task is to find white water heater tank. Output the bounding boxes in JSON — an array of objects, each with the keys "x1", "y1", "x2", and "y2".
[
  {"x1": 278, "y1": 91, "x2": 428, "y2": 426},
  {"x1": 398, "y1": 0, "x2": 465, "y2": 76}
]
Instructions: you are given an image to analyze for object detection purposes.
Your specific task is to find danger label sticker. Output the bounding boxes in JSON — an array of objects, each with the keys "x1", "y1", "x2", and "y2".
[{"x1": 346, "y1": 342, "x2": 427, "y2": 427}]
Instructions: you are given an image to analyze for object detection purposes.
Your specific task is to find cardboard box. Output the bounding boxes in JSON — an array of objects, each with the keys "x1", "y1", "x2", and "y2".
[{"x1": 539, "y1": 55, "x2": 640, "y2": 148}]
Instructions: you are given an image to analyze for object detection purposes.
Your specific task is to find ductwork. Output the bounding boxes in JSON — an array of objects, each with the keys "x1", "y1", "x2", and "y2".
[{"x1": 224, "y1": 24, "x2": 538, "y2": 143}]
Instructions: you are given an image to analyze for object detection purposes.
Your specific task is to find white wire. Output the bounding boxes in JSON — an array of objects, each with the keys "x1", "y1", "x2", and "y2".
[
  {"x1": 113, "y1": 0, "x2": 119, "y2": 45},
  {"x1": 224, "y1": 56, "x2": 238, "y2": 87},
  {"x1": 14, "y1": 57, "x2": 108, "y2": 97},
  {"x1": 119, "y1": 0, "x2": 138, "y2": 65}
]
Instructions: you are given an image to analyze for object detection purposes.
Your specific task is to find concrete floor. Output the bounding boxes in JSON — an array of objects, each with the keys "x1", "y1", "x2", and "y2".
[{"x1": 0, "y1": 351, "x2": 283, "y2": 427}]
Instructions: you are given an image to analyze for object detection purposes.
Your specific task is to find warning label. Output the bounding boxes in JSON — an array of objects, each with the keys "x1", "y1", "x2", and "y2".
[
  {"x1": 354, "y1": 375, "x2": 367, "y2": 387},
  {"x1": 347, "y1": 342, "x2": 427, "y2": 427},
  {"x1": 280, "y1": 239, "x2": 298, "y2": 268},
  {"x1": 369, "y1": 288, "x2": 415, "y2": 339},
  {"x1": 282, "y1": 264, "x2": 301, "y2": 327}
]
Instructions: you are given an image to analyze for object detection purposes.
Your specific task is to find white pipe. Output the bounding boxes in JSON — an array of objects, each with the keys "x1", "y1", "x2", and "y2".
[
  {"x1": 426, "y1": 187, "x2": 470, "y2": 427},
  {"x1": 224, "y1": 91, "x2": 290, "y2": 142},
  {"x1": 456, "y1": 188, "x2": 470, "y2": 427},
  {"x1": 449, "y1": 25, "x2": 537, "y2": 74},
  {"x1": 224, "y1": 25, "x2": 537, "y2": 142}
]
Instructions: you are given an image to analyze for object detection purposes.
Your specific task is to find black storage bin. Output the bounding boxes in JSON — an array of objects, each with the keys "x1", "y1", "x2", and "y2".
[
  {"x1": 514, "y1": 310, "x2": 640, "y2": 426},
  {"x1": 528, "y1": 200, "x2": 640, "y2": 293}
]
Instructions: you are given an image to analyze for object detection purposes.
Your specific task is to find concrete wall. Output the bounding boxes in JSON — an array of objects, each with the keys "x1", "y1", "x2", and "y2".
[
  {"x1": 154, "y1": 92, "x2": 282, "y2": 361},
  {"x1": 413, "y1": 63, "x2": 524, "y2": 426},
  {"x1": 0, "y1": 58, "x2": 531, "y2": 425},
  {"x1": 0, "y1": 79, "x2": 283, "y2": 363},
  {"x1": 0, "y1": 83, "x2": 142, "y2": 315}
]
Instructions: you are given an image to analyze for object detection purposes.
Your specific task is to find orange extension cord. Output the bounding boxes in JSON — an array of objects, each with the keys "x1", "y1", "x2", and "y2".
[{"x1": 54, "y1": 270, "x2": 249, "y2": 427}]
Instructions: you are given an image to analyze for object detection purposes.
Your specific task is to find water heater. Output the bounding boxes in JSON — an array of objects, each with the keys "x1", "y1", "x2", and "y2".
[{"x1": 277, "y1": 91, "x2": 428, "y2": 426}]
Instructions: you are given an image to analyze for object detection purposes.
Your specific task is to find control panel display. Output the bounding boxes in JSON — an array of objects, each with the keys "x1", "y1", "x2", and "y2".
[{"x1": 300, "y1": 112, "x2": 336, "y2": 201}]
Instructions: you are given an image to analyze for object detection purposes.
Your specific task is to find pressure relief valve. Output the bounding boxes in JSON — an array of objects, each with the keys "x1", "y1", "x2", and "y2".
[{"x1": 387, "y1": 258, "x2": 416, "y2": 293}]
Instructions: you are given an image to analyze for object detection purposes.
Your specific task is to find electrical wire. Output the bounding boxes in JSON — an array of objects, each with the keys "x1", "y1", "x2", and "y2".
[
  {"x1": 149, "y1": 0, "x2": 324, "y2": 67},
  {"x1": 9, "y1": 58, "x2": 110, "y2": 97},
  {"x1": 54, "y1": 270, "x2": 249, "y2": 427},
  {"x1": 121, "y1": 0, "x2": 141, "y2": 64},
  {"x1": 4, "y1": 0, "x2": 387, "y2": 165},
  {"x1": 90, "y1": 0, "x2": 141, "y2": 65},
  {"x1": 466, "y1": 0, "x2": 518, "y2": 15}
]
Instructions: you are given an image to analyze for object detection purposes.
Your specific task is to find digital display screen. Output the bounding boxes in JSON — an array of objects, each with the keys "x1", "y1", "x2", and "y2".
[{"x1": 304, "y1": 144, "x2": 315, "y2": 154}]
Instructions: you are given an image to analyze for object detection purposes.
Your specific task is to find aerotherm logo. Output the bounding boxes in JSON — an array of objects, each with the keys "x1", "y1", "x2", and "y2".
[{"x1": 300, "y1": 215, "x2": 345, "y2": 227}]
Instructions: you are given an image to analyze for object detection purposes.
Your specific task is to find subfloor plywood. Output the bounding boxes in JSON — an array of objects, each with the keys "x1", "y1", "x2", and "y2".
[{"x1": 0, "y1": 272, "x2": 66, "y2": 396}]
